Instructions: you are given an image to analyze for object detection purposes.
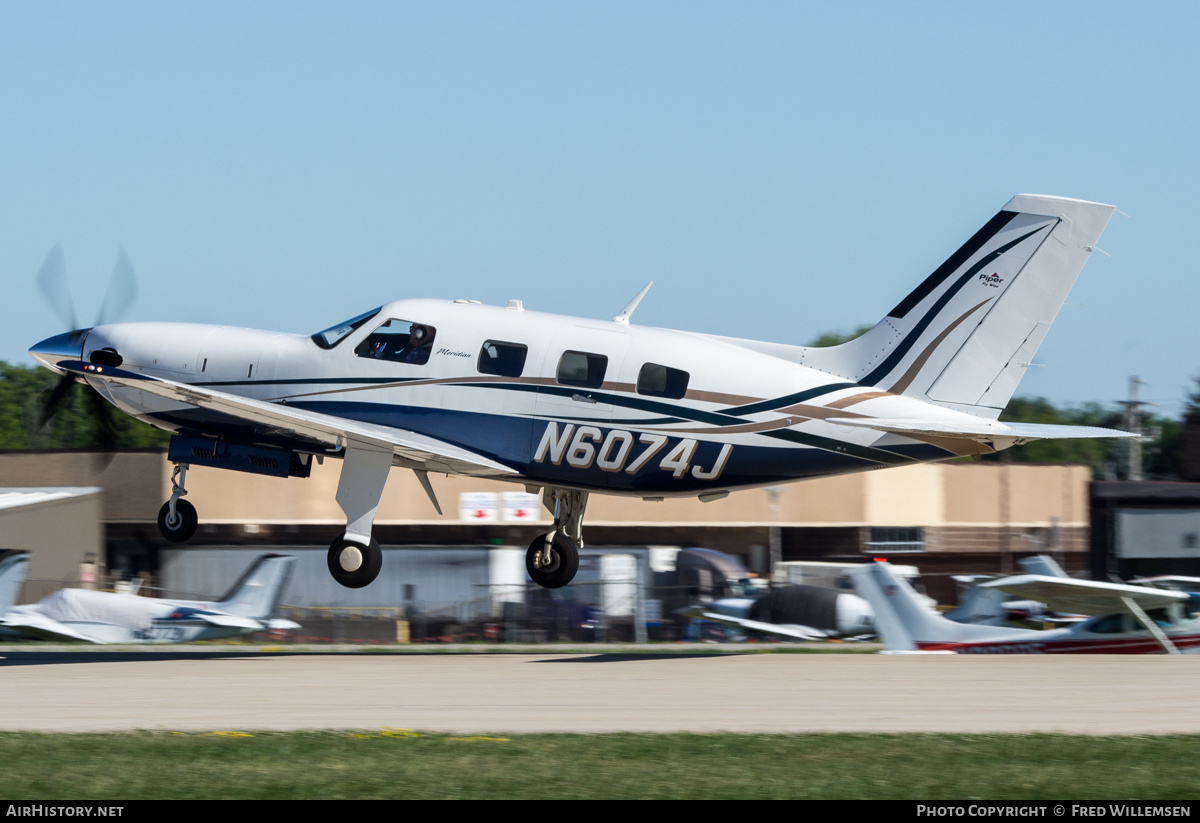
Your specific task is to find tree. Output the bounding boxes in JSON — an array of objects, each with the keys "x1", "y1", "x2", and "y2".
[{"x1": 0, "y1": 362, "x2": 169, "y2": 450}]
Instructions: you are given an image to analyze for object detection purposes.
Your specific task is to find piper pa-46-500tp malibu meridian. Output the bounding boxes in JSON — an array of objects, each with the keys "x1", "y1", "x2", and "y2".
[{"x1": 30, "y1": 194, "x2": 1136, "y2": 591}]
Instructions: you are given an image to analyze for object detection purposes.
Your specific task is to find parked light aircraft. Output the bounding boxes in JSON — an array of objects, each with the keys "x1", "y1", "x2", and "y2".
[
  {"x1": 851, "y1": 561, "x2": 1200, "y2": 654},
  {"x1": 29, "y1": 194, "x2": 1135, "y2": 591},
  {"x1": 0, "y1": 553, "x2": 298, "y2": 644},
  {"x1": 944, "y1": 554, "x2": 1085, "y2": 627}
]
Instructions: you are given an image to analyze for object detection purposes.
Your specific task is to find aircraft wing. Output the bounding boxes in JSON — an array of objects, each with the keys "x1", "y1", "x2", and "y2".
[
  {"x1": 676, "y1": 605, "x2": 832, "y2": 641},
  {"x1": 981, "y1": 575, "x2": 1190, "y2": 616},
  {"x1": 59, "y1": 361, "x2": 516, "y2": 477},
  {"x1": 826, "y1": 417, "x2": 1136, "y2": 444},
  {"x1": 0, "y1": 613, "x2": 98, "y2": 643}
]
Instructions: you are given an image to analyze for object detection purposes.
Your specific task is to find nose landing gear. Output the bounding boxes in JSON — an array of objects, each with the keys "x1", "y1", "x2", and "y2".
[{"x1": 157, "y1": 463, "x2": 198, "y2": 543}]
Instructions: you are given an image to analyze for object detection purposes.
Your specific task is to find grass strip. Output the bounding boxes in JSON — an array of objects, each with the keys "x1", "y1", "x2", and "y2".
[{"x1": 1, "y1": 731, "x2": 1198, "y2": 799}]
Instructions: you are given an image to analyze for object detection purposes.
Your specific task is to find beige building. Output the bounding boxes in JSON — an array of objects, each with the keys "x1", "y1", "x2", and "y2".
[{"x1": 0, "y1": 449, "x2": 1089, "y2": 603}]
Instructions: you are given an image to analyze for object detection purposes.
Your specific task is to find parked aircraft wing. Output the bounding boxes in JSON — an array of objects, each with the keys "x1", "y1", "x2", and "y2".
[
  {"x1": 826, "y1": 417, "x2": 1135, "y2": 445},
  {"x1": 58, "y1": 361, "x2": 517, "y2": 477},
  {"x1": 0, "y1": 612, "x2": 97, "y2": 643},
  {"x1": 675, "y1": 605, "x2": 831, "y2": 641},
  {"x1": 981, "y1": 575, "x2": 1189, "y2": 616}
]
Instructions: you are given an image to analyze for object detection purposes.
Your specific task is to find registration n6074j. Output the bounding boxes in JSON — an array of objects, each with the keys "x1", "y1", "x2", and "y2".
[{"x1": 534, "y1": 422, "x2": 732, "y2": 481}]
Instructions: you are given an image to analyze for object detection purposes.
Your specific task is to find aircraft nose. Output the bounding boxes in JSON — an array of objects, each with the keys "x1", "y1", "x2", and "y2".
[{"x1": 29, "y1": 329, "x2": 91, "y2": 372}]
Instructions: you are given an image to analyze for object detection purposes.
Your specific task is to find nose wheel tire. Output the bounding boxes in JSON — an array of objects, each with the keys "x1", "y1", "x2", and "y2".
[
  {"x1": 526, "y1": 532, "x2": 579, "y2": 589},
  {"x1": 328, "y1": 533, "x2": 382, "y2": 589},
  {"x1": 157, "y1": 499, "x2": 198, "y2": 543}
]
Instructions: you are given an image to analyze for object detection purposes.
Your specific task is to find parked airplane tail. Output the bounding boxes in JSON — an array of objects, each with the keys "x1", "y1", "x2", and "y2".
[
  {"x1": 0, "y1": 551, "x2": 30, "y2": 614},
  {"x1": 804, "y1": 195, "x2": 1116, "y2": 419},
  {"x1": 849, "y1": 561, "x2": 1033, "y2": 652},
  {"x1": 214, "y1": 554, "x2": 296, "y2": 619}
]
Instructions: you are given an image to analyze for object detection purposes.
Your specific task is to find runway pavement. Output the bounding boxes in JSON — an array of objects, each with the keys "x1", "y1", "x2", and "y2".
[{"x1": 2, "y1": 646, "x2": 1198, "y2": 735}]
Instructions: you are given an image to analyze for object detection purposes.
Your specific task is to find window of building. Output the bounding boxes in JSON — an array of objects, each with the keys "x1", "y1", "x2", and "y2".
[
  {"x1": 556, "y1": 351, "x2": 607, "y2": 389},
  {"x1": 354, "y1": 319, "x2": 436, "y2": 365},
  {"x1": 637, "y1": 363, "x2": 689, "y2": 399},
  {"x1": 865, "y1": 527, "x2": 925, "y2": 553},
  {"x1": 478, "y1": 340, "x2": 528, "y2": 377}
]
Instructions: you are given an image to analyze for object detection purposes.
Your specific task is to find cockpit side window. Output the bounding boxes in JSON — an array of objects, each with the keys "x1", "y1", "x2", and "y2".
[
  {"x1": 311, "y1": 307, "x2": 382, "y2": 349},
  {"x1": 556, "y1": 350, "x2": 607, "y2": 389},
  {"x1": 354, "y1": 319, "x2": 437, "y2": 365},
  {"x1": 478, "y1": 340, "x2": 528, "y2": 377}
]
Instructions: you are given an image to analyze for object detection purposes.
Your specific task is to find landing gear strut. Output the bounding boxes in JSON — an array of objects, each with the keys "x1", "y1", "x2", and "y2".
[
  {"x1": 527, "y1": 488, "x2": 587, "y2": 589},
  {"x1": 157, "y1": 463, "x2": 198, "y2": 543}
]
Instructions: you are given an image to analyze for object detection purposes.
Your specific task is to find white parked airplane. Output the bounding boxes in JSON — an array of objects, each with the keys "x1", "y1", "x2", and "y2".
[
  {"x1": 851, "y1": 561, "x2": 1200, "y2": 654},
  {"x1": 29, "y1": 194, "x2": 1135, "y2": 591},
  {"x1": 0, "y1": 553, "x2": 299, "y2": 644}
]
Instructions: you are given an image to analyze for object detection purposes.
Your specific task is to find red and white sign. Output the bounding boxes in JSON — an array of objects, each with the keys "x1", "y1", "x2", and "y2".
[
  {"x1": 458, "y1": 492, "x2": 498, "y2": 523},
  {"x1": 502, "y1": 492, "x2": 542, "y2": 522}
]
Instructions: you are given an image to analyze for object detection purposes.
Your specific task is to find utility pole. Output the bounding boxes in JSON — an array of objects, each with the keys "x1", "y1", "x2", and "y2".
[
  {"x1": 1117, "y1": 376, "x2": 1149, "y2": 481},
  {"x1": 767, "y1": 486, "x2": 782, "y2": 585}
]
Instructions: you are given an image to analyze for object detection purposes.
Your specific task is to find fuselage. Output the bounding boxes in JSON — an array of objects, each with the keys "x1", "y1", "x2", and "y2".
[
  {"x1": 51, "y1": 298, "x2": 991, "y2": 497},
  {"x1": 6, "y1": 589, "x2": 256, "y2": 644},
  {"x1": 912, "y1": 610, "x2": 1200, "y2": 654}
]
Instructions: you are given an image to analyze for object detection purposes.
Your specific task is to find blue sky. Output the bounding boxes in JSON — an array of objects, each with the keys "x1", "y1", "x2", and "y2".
[{"x1": 3, "y1": 2, "x2": 1197, "y2": 414}]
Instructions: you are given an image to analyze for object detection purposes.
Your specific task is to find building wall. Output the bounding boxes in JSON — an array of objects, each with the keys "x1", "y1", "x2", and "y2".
[{"x1": 0, "y1": 492, "x2": 104, "y2": 600}]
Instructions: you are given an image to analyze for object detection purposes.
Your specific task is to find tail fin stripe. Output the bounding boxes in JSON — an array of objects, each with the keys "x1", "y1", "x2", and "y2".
[
  {"x1": 886, "y1": 297, "x2": 991, "y2": 394},
  {"x1": 888, "y1": 210, "x2": 1018, "y2": 319},
  {"x1": 860, "y1": 224, "x2": 1050, "y2": 387}
]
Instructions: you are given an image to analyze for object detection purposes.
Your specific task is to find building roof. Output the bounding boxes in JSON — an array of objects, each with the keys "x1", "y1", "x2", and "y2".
[{"x1": 0, "y1": 487, "x2": 103, "y2": 512}]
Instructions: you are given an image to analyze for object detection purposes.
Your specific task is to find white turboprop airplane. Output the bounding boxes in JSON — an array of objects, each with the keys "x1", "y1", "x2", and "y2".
[
  {"x1": 29, "y1": 194, "x2": 1135, "y2": 591},
  {"x1": 851, "y1": 561, "x2": 1200, "y2": 654},
  {"x1": 0, "y1": 553, "x2": 299, "y2": 644}
]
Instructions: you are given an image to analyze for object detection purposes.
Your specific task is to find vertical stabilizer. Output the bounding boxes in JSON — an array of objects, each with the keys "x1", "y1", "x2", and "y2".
[
  {"x1": 849, "y1": 561, "x2": 1035, "y2": 651},
  {"x1": 802, "y1": 195, "x2": 1115, "y2": 418},
  {"x1": 215, "y1": 554, "x2": 295, "y2": 619},
  {"x1": 0, "y1": 551, "x2": 30, "y2": 614}
]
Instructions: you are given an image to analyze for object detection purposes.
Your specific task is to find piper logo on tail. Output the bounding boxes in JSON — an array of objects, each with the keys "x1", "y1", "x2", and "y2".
[{"x1": 978, "y1": 272, "x2": 1004, "y2": 288}]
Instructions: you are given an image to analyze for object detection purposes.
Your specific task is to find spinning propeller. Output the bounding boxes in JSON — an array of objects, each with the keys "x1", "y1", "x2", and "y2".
[{"x1": 34, "y1": 244, "x2": 138, "y2": 450}]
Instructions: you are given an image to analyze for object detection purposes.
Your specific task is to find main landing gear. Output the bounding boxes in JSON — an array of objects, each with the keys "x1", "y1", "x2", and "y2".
[
  {"x1": 526, "y1": 488, "x2": 587, "y2": 589},
  {"x1": 328, "y1": 533, "x2": 383, "y2": 589},
  {"x1": 158, "y1": 463, "x2": 198, "y2": 543}
]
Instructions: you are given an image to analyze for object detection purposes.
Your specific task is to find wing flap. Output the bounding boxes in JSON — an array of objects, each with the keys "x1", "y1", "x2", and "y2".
[{"x1": 61, "y1": 361, "x2": 516, "y2": 478}]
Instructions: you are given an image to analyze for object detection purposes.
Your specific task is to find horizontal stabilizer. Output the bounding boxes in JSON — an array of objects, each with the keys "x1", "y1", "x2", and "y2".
[
  {"x1": 675, "y1": 605, "x2": 829, "y2": 641},
  {"x1": 827, "y1": 417, "x2": 1136, "y2": 445},
  {"x1": 157, "y1": 613, "x2": 263, "y2": 630}
]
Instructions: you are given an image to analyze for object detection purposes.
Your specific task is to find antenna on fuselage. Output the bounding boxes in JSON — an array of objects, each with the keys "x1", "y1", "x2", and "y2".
[{"x1": 613, "y1": 281, "x2": 653, "y2": 325}]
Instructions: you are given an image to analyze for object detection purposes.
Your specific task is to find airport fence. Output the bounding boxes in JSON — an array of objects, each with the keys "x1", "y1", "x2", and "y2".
[{"x1": 14, "y1": 575, "x2": 728, "y2": 644}]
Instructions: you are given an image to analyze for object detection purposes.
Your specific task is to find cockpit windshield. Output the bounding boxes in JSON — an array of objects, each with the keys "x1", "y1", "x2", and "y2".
[{"x1": 311, "y1": 307, "x2": 382, "y2": 349}]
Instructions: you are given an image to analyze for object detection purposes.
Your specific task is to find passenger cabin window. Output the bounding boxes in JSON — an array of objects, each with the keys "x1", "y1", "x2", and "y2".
[
  {"x1": 311, "y1": 307, "x2": 382, "y2": 349},
  {"x1": 556, "y1": 351, "x2": 607, "y2": 389},
  {"x1": 637, "y1": 363, "x2": 689, "y2": 399},
  {"x1": 478, "y1": 340, "x2": 528, "y2": 377},
  {"x1": 354, "y1": 319, "x2": 436, "y2": 365}
]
